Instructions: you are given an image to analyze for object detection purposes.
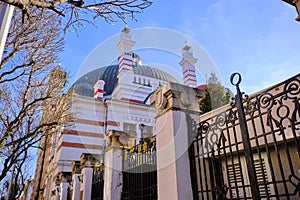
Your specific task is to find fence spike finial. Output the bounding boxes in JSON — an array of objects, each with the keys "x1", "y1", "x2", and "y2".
[{"x1": 230, "y1": 72, "x2": 242, "y2": 87}]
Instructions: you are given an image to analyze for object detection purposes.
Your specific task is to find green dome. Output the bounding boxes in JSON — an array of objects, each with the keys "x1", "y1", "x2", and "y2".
[{"x1": 72, "y1": 65, "x2": 179, "y2": 97}]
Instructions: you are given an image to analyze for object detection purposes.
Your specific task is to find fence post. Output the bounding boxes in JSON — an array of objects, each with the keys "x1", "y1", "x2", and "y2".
[
  {"x1": 230, "y1": 73, "x2": 260, "y2": 199},
  {"x1": 58, "y1": 172, "x2": 71, "y2": 200},
  {"x1": 103, "y1": 130, "x2": 135, "y2": 200},
  {"x1": 150, "y1": 82, "x2": 203, "y2": 200},
  {"x1": 80, "y1": 154, "x2": 97, "y2": 200},
  {"x1": 71, "y1": 161, "x2": 81, "y2": 200}
]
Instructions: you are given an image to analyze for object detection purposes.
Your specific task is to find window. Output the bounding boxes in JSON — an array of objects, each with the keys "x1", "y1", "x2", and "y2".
[
  {"x1": 224, "y1": 155, "x2": 271, "y2": 199},
  {"x1": 253, "y1": 158, "x2": 271, "y2": 198},
  {"x1": 133, "y1": 76, "x2": 136, "y2": 83},
  {"x1": 123, "y1": 123, "x2": 136, "y2": 135}
]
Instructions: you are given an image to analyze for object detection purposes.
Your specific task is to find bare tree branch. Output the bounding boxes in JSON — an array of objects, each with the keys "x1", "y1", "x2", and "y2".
[{"x1": 0, "y1": 0, "x2": 152, "y2": 32}]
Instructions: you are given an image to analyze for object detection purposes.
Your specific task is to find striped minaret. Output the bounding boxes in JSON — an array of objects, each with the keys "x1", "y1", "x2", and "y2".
[
  {"x1": 117, "y1": 26, "x2": 135, "y2": 73},
  {"x1": 179, "y1": 43, "x2": 198, "y2": 88},
  {"x1": 94, "y1": 80, "x2": 105, "y2": 99}
]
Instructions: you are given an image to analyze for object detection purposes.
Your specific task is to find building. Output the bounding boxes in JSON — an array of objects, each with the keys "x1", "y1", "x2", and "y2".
[
  {"x1": 32, "y1": 26, "x2": 300, "y2": 200},
  {"x1": 33, "y1": 27, "x2": 205, "y2": 200}
]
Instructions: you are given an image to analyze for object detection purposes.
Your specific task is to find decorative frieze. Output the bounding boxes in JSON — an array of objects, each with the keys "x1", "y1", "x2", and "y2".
[{"x1": 123, "y1": 115, "x2": 154, "y2": 124}]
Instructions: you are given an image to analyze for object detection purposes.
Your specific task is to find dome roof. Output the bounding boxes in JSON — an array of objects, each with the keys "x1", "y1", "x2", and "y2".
[{"x1": 72, "y1": 65, "x2": 179, "y2": 97}]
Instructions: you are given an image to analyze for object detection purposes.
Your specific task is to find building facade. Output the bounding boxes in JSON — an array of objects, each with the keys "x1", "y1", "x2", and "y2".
[{"x1": 33, "y1": 27, "x2": 204, "y2": 200}]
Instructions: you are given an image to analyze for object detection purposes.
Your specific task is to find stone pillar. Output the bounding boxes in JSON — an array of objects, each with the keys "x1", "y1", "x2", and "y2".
[
  {"x1": 150, "y1": 82, "x2": 203, "y2": 200},
  {"x1": 71, "y1": 161, "x2": 81, "y2": 200},
  {"x1": 56, "y1": 172, "x2": 71, "y2": 200},
  {"x1": 103, "y1": 130, "x2": 135, "y2": 200},
  {"x1": 80, "y1": 153, "x2": 98, "y2": 200},
  {"x1": 60, "y1": 182, "x2": 69, "y2": 200}
]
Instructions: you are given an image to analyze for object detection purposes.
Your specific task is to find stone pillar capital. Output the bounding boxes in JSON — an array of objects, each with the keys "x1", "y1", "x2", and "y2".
[
  {"x1": 105, "y1": 130, "x2": 135, "y2": 151},
  {"x1": 80, "y1": 153, "x2": 102, "y2": 168},
  {"x1": 72, "y1": 161, "x2": 81, "y2": 175},
  {"x1": 58, "y1": 172, "x2": 72, "y2": 183},
  {"x1": 150, "y1": 82, "x2": 204, "y2": 117}
]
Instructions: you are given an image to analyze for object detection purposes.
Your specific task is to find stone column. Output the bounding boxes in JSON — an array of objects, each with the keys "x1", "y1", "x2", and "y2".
[
  {"x1": 57, "y1": 172, "x2": 72, "y2": 200},
  {"x1": 60, "y1": 182, "x2": 68, "y2": 200},
  {"x1": 80, "y1": 153, "x2": 98, "y2": 200},
  {"x1": 103, "y1": 130, "x2": 135, "y2": 200},
  {"x1": 71, "y1": 161, "x2": 81, "y2": 200},
  {"x1": 150, "y1": 82, "x2": 203, "y2": 200}
]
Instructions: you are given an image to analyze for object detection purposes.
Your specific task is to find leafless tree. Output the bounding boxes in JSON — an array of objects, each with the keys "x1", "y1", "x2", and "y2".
[
  {"x1": 0, "y1": 0, "x2": 152, "y2": 32},
  {"x1": 0, "y1": 7, "x2": 72, "y2": 185}
]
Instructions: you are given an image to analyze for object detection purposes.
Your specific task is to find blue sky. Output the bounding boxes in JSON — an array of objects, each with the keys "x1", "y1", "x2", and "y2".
[{"x1": 60, "y1": 0, "x2": 300, "y2": 95}]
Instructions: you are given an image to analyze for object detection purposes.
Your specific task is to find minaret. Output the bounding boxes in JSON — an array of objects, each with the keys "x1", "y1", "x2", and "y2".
[
  {"x1": 117, "y1": 26, "x2": 135, "y2": 74},
  {"x1": 113, "y1": 27, "x2": 147, "y2": 103},
  {"x1": 179, "y1": 43, "x2": 198, "y2": 88}
]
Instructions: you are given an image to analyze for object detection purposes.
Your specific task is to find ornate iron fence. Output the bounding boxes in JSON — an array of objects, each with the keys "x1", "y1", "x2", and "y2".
[
  {"x1": 188, "y1": 73, "x2": 300, "y2": 199},
  {"x1": 91, "y1": 164, "x2": 105, "y2": 200},
  {"x1": 121, "y1": 136, "x2": 157, "y2": 200}
]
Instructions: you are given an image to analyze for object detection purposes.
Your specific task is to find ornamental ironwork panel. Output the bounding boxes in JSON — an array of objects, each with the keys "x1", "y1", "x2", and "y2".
[
  {"x1": 121, "y1": 136, "x2": 157, "y2": 200},
  {"x1": 188, "y1": 73, "x2": 300, "y2": 200},
  {"x1": 91, "y1": 164, "x2": 105, "y2": 200}
]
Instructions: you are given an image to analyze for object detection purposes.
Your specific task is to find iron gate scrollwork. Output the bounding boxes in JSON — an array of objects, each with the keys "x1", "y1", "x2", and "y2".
[
  {"x1": 121, "y1": 136, "x2": 157, "y2": 200},
  {"x1": 188, "y1": 73, "x2": 300, "y2": 199},
  {"x1": 91, "y1": 163, "x2": 105, "y2": 200}
]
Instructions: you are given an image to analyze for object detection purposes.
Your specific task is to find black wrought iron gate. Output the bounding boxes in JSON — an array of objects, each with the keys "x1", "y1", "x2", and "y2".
[
  {"x1": 121, "y1": 136, "x2": 157, "y2": 200},
  {"x1": 91, "y1": 164, "x2": 105, "y2": 200},
  {"x1": 189, "y1": 73, "x2": 300, "y2": 199}
]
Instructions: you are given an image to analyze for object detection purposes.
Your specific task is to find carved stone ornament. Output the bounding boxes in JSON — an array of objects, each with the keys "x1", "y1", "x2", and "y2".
[
  {"x1": 105, "y1": 130, "x2": 135, "y2": 151},
  {"x1": 180, "y1": 88, "x2": 195, "y2": 107},
  {"x1": 72, "y1": 161, "x2": 81, "y2": 175},
  {"x1": 155, "y1": 88, "x2": 167, "y2": 109},
  {"x1": 60, "y1": 172, "x2": 72, "y2": 183},
  {"x1": 80, "y1": 153, "x2": 99, "y2": 168},
  {"x1": 119, "y1": 134, "x2": 129, "y2": 145}
]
